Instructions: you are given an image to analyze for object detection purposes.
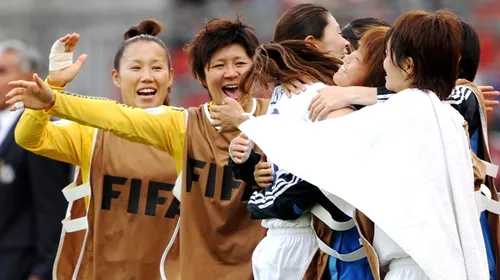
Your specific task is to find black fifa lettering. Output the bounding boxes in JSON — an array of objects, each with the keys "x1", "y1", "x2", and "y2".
[
  {"x1": 127, "y1": 178, "x2": 142, "y2": 214},
  {"x1": 186, "y1": 158, "x2": 206, "y2": 193},
  {"x1": 146, "y1": 181, "x2": 174, "y2": 216},
  {"x1": 165, "y1": 197, "x2": 180, "y2": 219},
  {"x1": 221, "y1": 165, "x2": 241, "y2": 200},
  {"x1": 204, "y1": 163, "x2": 217, "y2": 198},
  {"x1": 102, "y1": 175, "x2": 127, "y2": 210},
  {"x1": 241, "y1": 182, "x2": 254, "y2": 202}
]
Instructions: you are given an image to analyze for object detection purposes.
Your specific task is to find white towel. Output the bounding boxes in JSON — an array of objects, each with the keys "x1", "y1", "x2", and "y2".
[{"x1": 239, "y1": 88, "x2": 488, "y2": 280}]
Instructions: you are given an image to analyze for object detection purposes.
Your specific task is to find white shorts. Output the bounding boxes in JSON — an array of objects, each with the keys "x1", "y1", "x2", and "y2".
[{"x1": 252, "y1": 227, "x2": 318, "y2": 280}]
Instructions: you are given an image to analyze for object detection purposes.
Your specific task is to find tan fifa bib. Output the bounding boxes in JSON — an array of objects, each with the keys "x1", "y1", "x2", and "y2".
[
  {"x1": 178, "y1": 99, "x2": 268, "y2": 279},
  {"x1": 55, "y1": 130, "x2": 180, "y2": 280}
]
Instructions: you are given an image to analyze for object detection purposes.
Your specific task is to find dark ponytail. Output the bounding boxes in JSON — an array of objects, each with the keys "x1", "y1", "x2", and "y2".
[{"x1": 113, "y1": 19, "x2": 171, "y2": 71}]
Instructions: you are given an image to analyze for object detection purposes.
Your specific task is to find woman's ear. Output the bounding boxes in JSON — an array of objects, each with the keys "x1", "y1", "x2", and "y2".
[
  {"x1": 405, "y1": 57, "x2": 414, "y2": 73},
  {"x1": 304, "y1": 35, "x2": 316, "y2": 43},
  {"x1": 111, "y1": 69, "x2": 120, "y2": 88}
]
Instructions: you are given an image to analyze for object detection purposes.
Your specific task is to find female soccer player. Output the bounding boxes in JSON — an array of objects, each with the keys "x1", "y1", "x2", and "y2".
[
  {"x1": 8, "y1": 17, "x2": 268, "y2": 280},
  {"x1": 14, "y1": 20, "x2": 181, "y2": 280},
  {"x1": 239, "y1": 42, "x2": 347, "y2": 279},
  {"x1": 231, "y1": 25, "x2": 389, "y2": 280},
  {"x1": 310, "y1": 20, "x2": 500, "y2": 279},
  {"x1": 238, "y1": 10, "x2": 488, "y2": 280}
]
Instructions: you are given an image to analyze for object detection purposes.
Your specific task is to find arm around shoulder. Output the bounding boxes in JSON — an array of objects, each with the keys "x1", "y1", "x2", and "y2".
[{"x1": 324, "y1": 107, "x2": 355, "y2": 119}]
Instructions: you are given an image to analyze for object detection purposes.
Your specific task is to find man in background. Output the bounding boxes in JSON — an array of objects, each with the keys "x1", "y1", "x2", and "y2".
[{"x1": 0, "y1": 39, "x2": 71, "y2": 280}]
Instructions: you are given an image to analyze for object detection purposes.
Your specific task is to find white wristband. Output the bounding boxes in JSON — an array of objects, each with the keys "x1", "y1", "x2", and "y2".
[{"x1": 49, "y1": 40, "x2": 73, "y2": 71}]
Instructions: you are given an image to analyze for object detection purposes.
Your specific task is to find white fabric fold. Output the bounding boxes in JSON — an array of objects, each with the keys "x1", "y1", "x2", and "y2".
[{"x1": 239, "y1": 88, "x2": 488, "y2": 280}]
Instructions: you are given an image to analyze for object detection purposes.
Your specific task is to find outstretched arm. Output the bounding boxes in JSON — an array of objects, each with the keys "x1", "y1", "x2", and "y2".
[
  {"x1": 15, "y1": 34, "x2": 92, "y2": 166},
  {"x1": 6, "y1": 74, "x2": 187, "y2": 172},
  {"x1": 15, "y1": 110, "x2": 92, "y2": 166}
]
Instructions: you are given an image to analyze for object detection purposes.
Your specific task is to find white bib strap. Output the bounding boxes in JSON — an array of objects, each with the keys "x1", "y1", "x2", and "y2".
[
  {"x1": 58, "y1": 129, "x2": 98, "y2": 235},
  {"x1": 475, "y1": 184, "x2": 492, "y2": 214},
  {"x1": 310, "y1": 204, "x2": 365, "y2": 262},
  {"x1": 481, "y1": 159, "x2": 499, "y2": 178},
  {"x1": 474, "y1": 184, "x2": 500, "y2": 215},
  {"x1": 62, "y1": 182, "x2": 91, "y2": 202},
  {"x1": 62, "y1": 216, "x2": 88, "y2": 232},
  {"x1": 311, "y1": 219, "x2": 366, "y2": 262},
  {"x1": 160, "y1": 217, "x2": 181, "y2": 280},
  {"x1": 310, "y1": 204, "x2": 355, "y2": 231},
  {"x1": 59, "y1": 182, "x2": 91, "y2": 232},
  {"x1": 486, "y1": 199, "x2": 500, "y2": 215},
  {"x1": 59, "y1": 182, "x2": 90, "y2": 233},
  {"x1": 71, "y1": 128, "x2": 99, "y2": 280}
]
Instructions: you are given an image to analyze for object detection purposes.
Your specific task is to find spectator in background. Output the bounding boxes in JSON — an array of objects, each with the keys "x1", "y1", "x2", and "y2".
[{"x1": 0, "y1": 39, "x2": 71, "y2": 280}]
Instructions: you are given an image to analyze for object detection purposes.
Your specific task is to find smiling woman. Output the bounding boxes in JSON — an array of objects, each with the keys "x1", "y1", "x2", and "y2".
[
  {"x1": 12, "y1": 19, "x2": 181, "y2": 280},
  {"x1": 205, "y1": 44, "x2": 252, "y2": 102},
  {"x1": 7, "y1": 16, "x2": 269, "y2": 280},
  {"x1": 333, "y1": 26, "x2": 388, "y2": 88},
  {"x1": 184, "y1": 18, "x2": 258, "y2": 112},
  {"x1": 112, "y1": 19, "x2": 173, "y2": 107}
]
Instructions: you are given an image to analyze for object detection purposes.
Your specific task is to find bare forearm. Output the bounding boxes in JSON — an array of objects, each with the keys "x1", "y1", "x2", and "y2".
[{"x1": 347, "y1": 86, "x2": 378, "y2": 106}]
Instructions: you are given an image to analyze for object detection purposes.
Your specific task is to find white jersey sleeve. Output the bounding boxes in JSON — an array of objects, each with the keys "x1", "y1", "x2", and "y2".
[{"x1": 280, "y1": 82, "x2": 327, "y2": 122}]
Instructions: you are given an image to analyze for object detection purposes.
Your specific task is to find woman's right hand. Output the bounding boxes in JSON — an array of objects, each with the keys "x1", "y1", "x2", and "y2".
[
  {"x1": 254, "y1": 153, "x2": 274, "y2": 188},
  {"x1": 48, "y1": 33, "x2": 88, "y2": 88},
  {"x1": 6, "y1": 73, "x2": 57, "y2": 111}
]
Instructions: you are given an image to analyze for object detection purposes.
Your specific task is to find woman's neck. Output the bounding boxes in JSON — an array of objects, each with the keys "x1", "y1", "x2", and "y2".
[{"x1": 240, "y1": 96, "x2": 254, "y2": 112}]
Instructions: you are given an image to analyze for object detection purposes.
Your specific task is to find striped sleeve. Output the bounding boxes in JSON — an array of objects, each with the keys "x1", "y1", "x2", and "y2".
[
  {"x1": 247, "y1": 165, "x2": 313, "y2": 220},
  {"x1": 444, "y1": 86, "x2": 480, "y2": 137},
  {"x1": 247, "y1": 178, "x2": 350, "y2": 222},
  {"x1": 248, "y1": 177, "x2": 317, "y2": 220}
]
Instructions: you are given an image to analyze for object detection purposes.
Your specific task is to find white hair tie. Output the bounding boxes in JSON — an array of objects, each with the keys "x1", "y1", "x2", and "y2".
[{"x1": 49, "y1": 40, "x2": 73, "y2": 71}]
